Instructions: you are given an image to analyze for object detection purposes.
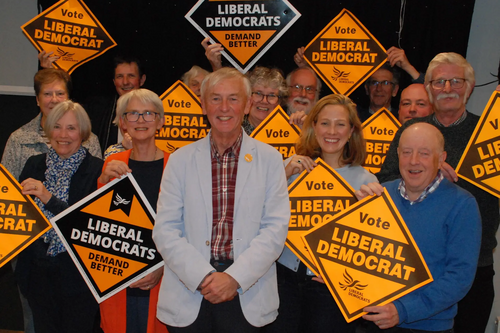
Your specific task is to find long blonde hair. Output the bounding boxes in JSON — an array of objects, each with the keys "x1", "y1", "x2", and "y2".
[{"x1": 296, "y1": 94, "x2": 366, "y2": 166}]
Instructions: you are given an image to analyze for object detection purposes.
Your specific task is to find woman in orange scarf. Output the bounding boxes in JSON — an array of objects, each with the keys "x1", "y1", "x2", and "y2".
[{"x1": 98, "y1": 89, "x2": 169, "y2": 333}]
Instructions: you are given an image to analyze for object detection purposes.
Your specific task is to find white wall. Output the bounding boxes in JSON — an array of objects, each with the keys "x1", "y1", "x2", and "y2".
[
  {"x1": 467, "y1": 0, "x2": 500, "y2": 116},
  {"x1": 467, "y1": 0, "x2": 500, "y2": 331},
  {"x1": 0, "y1": 0, "x2": 38, "y2": 95}
]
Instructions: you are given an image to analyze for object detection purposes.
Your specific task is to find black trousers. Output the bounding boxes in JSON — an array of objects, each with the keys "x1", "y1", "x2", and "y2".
[
  {"x1": 363, "y1": 322, "x2": 452, "y2": 333},
  {"x1": 262, "y1": 262, "x2": 357, "y2": 333},
  {"x1": 454, "y1": 265, "x2": 495, "y2": 333},
  {"x1": 167, "y1": 259, "x2": 260, "y2": 333}
]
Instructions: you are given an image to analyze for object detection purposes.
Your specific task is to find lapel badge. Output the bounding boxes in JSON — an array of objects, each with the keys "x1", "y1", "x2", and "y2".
[{"x1": 244, "y1": 154, "x2": 253, "y2": 162}]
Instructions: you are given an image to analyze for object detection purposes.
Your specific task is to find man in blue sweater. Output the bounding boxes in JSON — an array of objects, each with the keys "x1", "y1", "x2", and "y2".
[
  {"x1": 356, "y1": 123, "x2": 481, "y2": 332},
  {"x1": 377, "y1": 52, "x2": 498, "y2": 333}
]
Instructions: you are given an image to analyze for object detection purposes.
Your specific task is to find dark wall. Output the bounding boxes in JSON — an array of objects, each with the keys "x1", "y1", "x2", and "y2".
[
  {"x1": 0, "y1": 95, "x2": 38, "y2": 158},
  {"x1": 38, "y1": 0, "x2": 475, "y2": 107},
  {"x1": 1, "y1": 0, "x2": 475, "y2": 157}
]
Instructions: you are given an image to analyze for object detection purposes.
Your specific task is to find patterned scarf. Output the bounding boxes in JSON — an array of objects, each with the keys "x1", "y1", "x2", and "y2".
[{"x1": 35, "y1": 147, "x2": 87, "y2": 257}]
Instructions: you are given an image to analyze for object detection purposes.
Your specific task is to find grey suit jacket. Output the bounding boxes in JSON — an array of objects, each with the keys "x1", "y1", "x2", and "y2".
[{"x1": 153, "y1": 131, "x2": 290, "y2": 327}]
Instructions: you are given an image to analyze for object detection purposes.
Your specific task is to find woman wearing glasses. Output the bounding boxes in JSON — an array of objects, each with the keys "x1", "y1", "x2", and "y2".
[
  {"x1": 98, "y1": 89, "x2": 169, "y2": 333},
  {"x1": 242, "y1": 66, "x2": 288, "y2": 135}
]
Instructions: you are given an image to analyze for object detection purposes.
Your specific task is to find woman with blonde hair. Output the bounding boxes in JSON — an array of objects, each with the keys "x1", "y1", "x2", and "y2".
[{"x1": 267, "y1": 94, "x2": 377, "y2": 333}]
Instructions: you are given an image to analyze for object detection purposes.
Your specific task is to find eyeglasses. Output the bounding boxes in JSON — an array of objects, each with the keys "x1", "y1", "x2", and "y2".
[
  {"x1": 289, "y1": 84, "x2": 316, "y2": 95},
  {"x1": 429, "y1": 78, "x2": 466, "y2": 90},
  {"x1": 368, "y1": 80, "x2": 394, "y2": 87},
  {"x1": 251, "y1": 92, "x2": 280, "y2": 104},
  {"x1": 123, "y1": 111, "x2": 159, "y2": 122}
]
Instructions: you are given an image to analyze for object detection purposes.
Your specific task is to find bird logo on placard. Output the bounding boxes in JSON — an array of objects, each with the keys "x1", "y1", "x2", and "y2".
[
  {"x1": 166, "y1": 142, "x2": 179, "y2": 153},
  {"x1": 113, "y1": 193, "x2": 130, "y2": 207},
  {"x1": 56, "y1": 47, "x2": 75, "y2": 57},
  {"x1": 331, "y1": 67, "x2": 350, "y2": 81},
  {"x1": 339, "y1": 269, "x2": 368, "y2": 291}
]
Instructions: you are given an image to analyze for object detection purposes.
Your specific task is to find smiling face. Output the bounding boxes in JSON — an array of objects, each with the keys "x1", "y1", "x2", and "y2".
[
  {"x1": 365, "y1": 69, "x2": 398, "y2": 111},
  {"x1": 37, "y1": 80, "x2": 69, "y2": 122},
  {"x1": 113, "y1": 62, "x2": 145, "y2": 96},
  {"x1": 50, "y1": 111, "x2": 82, "y2": 159},
  {"x1": 248, "y1": 84, "x2": 280, "y2": 127},
  {"x1": 313, "y1": 104, "x2": 354, "y2": 167},
  {"x1": 287, "y1": 68, "x2": 318, "y2": 114},
  {"x1": 398, "y1": 84, "x2": 432, "y2": 123},
  {"x1": 398, "y1": 123, "x2": 446, "y2": 201},
  {"x1": 202, "y1": 77, "x2": 250, "y2": 145},
  {"x1": 120, "y1": 97, "x2": 164, "y2": 143}
]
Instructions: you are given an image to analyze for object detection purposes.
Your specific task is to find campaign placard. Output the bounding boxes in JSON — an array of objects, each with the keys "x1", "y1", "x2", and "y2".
[
  {"x1": 50, "y1": 174, "x2": 163, "y2": 303},
  {"x1": 21, "y1": 0, "x2": 117, "y2": 74},
  {"x1": 250, "y1": 106, "x2": 301, "y2": 159},
  {"x1": 287, "y1": 158, "x2": 357, "y2": 275},
  {"x1": 362, "y1": 108, "x2": 401, "y2": 173},
  {"x1": 0, "y1": 165, "x2": 51, "y2": 268},
  {"x1": 186, "y1": 0, "x2": 301, "y2": 73},
  {"x1": 303, "y1": 9, "x2": 387, "y2": 96},
  {"x1": 302, "y1": 189, "x2": 432, "y2": 322},
  {"x1": 456, "y1": 92, "x2": 500, "y2": 198},
  {"x1": 156, "y1": 80, "x2": 209, "y2": 153}
]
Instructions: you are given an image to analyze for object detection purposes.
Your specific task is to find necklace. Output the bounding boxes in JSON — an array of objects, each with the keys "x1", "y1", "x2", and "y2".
[{"x1": 131, "y1": 147, "x2": 158, "y2": 161}]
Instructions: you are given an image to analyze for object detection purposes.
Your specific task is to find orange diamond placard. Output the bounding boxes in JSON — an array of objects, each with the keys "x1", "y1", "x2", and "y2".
[
  {"x1": 456, "y1": 91, "x2": 500, "y2": 198},
  {"x1": 362, "y1": 108, "x2": 401, "y2": 173},
  {"x1": 21, "y1": 0, "x2": 116, "y2": 74},
  {"x1": 250, "y1": 106, "x2": 301, "y2": 160},
  {"x1": 156, "y1": 81, "x2": 209, "y2": 154},
  {"x1": 303, "y1": 9, "x2": 387, "y2": 96},
  {"x1": 50, "y1": 174, "x2": 163, "y2": 303},
  {"x1": 287, "y1": 158, "x2": 357, "y2": 275},
  {"x1": 302, "y1": 190, "x2": 432, "y2": 322},
  {"x1": 0, "y1": 165, "x2": 51, "y2": 268},
  {"x1": 186, "y1": 0, "x2": 301, "y2": 73}
]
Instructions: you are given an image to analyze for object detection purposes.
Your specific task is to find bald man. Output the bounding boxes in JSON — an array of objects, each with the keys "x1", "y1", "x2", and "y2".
[
  {"x1": 377, "y1": 53, "x2": 499, "y2": 333},
  {"x1": 356, "y1": 123, "x2": 481, "y2": 332},
  {"x1": 398, "y1": 84, "x2": 433, "y2": 124}
]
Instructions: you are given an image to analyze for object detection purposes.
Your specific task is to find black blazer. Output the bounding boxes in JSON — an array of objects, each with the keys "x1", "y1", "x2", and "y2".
[
  {"x1": 19, "y1": 150, "x2": 103, "y2": 215},
  {"x1": 16, "y1": 150, "x2": 103, "y2": 298}
]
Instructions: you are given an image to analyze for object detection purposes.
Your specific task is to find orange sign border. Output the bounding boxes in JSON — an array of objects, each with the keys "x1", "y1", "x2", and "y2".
[
  {"x1": 362, "y1": 107, "x2": 401, "y2": 173},
  {"x1": 50, "y1": 173, "x2": 164, "y2": 303},
  {"x1": 286, "y1": 158, "x2": 357, "y2": 276},
  {"x1": 302, "y1": 189, "x2": 433, "y2": 322},
  {"x1": 0, "y1": 165, "x2": 52, "y2": 268},
  {"x1": 303, "y1": 8, "x2": 388, "y2": 96},
  {"x1": 21, "y1": 0, "x2": 117, "y2": 74},
  {"x1": 456, "y1": 91, "x2": 500, "y2": 198}
]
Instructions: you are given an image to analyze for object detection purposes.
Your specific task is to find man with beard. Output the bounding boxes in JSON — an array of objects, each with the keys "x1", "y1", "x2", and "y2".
[
  {"x1": 286, "y1": 67, "x2": 321, "y2": 115},
  {"x1": 377, "y1": 52, "x2": 499, "y2": 333}
]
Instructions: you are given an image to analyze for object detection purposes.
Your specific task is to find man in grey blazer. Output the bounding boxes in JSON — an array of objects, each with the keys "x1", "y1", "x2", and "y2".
[{"x1": 153, "y1": 67, "x2": 290, "y2": 332}]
